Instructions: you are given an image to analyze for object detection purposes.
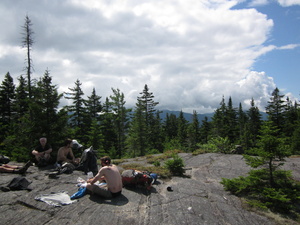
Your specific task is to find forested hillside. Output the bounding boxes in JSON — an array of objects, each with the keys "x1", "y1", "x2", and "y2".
[{"x1": 1, "y1": 66, "x2": 299, "y2": 162}]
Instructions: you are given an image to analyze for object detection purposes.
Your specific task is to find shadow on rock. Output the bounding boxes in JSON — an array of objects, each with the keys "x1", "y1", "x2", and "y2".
[
  {"x1": 89, "y1": 194, "x2": 129, "y2": 206},
  {"x1": 123, "y1": 186, "x2": 158, "y2": 195}
]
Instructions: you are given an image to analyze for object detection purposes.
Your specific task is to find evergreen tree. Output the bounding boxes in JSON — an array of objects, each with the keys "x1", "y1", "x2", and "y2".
[
  {"x1": 86, "y1": 87, "x2": 102, "y2": 120},
  {"x1": 237, "y1": 103, "x2": 248, "y2": 146},
  {"x1": 0, "y1": 72, "x2": 15, "y2": 127},
  {"x1": 244, "y1": 121, "x2": 290, "y2": 187},
  {"x1": 246, "y1": 98, "x2": 261, "y2": 149},
  {"x1": 226, "y1": 96, "x2": 238, "y2": 143},
  {"x1": 137, "y1": 84, "x2": 158, "y2": 126},
  {"x1": 21, "y1": 15, "x2": 34, "y2": 100},
  {"x1": 187, "y1": 110, "x2": 200, "y2": 151},
  {"x1": 110, "y1": 88, "x2": 131, "y2": 158},
  {"x1": 15, "y1": 75, "x2": 29, "y2": 118},
  {"x1": 199, "y1": 116, "x2": 210, "y2": 144},
  {"x1": 211, "y1": 96, "x2": 227, "y2": 137},
  {"x1": 283, "y1": 97, "x2": 298, "y2": 137},
  {"x1": 127, "y1": 84, "x2": 159, "y2": 155},
  {"x1": 101, "y1": 97, "x2": 117, "y2": 156},
  {"x1": 64, "y1": 79, "x2": 86, "y2": 141},
  {"x1": 163, "y1": 113, "x2": 178, "y2": 141},
  {"x1": 126, "y1": 100, "x2": 147, "y2": 156},
  {"x1": 266, "y1": 87, "x2": 286, "y2": 133},
  {"x1": 177, "y1": 110, "x2": 188, "y2": 150},
  {"x1": 32, "y1": 69, "x2": 64, "y2": 142}
]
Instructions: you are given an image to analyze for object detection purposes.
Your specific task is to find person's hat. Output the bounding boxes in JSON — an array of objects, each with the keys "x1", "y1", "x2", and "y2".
[{"x1": 72, "y1": 140, "x2": 83, "y2": 148}]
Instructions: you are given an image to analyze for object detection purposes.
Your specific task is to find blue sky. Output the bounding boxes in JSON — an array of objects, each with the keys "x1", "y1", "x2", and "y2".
[
  {"x1": 235, "y1": 0, "x2": 300, "y2": 100},
  {"x1": 0, "y1": 0, "x2": 299, "y2": 113}
]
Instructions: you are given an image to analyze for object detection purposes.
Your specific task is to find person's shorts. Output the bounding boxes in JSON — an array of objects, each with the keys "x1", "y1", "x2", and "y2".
[{"x1": 92, "y1": 183, "x2": 121, "y2": 198}]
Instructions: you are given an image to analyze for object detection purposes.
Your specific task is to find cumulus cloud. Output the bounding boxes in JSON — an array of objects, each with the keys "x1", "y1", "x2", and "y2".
[
  {"x1": 0, "y1": 0, "x2": 292, "y2": 113},
  {"x1": 277, "y1": 0, "x2": 300, "y2": 6}
]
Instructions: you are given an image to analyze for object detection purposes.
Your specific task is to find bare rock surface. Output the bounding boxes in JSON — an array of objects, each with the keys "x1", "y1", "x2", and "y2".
[{"x1": 1, "y1": 153, "x2": 300, "y2": 225}]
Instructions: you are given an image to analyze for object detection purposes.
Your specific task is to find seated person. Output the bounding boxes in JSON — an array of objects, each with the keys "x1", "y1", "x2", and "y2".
[
  {"x1": 86, "y1": 156, "x2": 122, "y2": 198},
  {"x1": 0, "y1": 161, "x2": 32, "y2": 174},
  {"x1": 57, "y1": 139, "x2": 80, "y2": 166},
  {"x1": 32, "y1": 137, "x2": 52, "y2": 166}
]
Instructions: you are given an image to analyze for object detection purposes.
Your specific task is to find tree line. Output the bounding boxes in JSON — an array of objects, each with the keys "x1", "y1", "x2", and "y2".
[
  {"x1": 1, "y1": 68, "x2": 299, "y2": 161},
  {"x1": 0, "y1": 15, "x2": 299, "y2": 162}
]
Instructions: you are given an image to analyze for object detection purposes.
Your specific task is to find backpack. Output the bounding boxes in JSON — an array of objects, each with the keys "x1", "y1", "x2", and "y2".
[
  {"x1": 121, "y1": 169, "x2": 154, "y2": 189},
  {"x1": 0, "y1": 155, "x2": 10, "y2": 164},
  {"x1": 7, "y1": 177, "x2": 32, "y2": 191},
  {"x1": 76, "y1": 146, "x2": 98, "y2": 176}
]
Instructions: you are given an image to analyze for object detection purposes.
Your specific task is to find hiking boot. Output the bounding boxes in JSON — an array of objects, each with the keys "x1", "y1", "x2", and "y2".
[{"x1": 17, "y1": 161, "x2": 32, "y2": 174}]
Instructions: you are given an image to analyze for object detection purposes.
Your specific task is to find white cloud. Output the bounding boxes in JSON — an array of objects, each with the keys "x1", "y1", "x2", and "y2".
[
  {"x1": 0, "y1": 0, "x2": 293, "y2": 114},
  {"x1": 277, "y1": 0, "x2": 300, "y2": 6}
]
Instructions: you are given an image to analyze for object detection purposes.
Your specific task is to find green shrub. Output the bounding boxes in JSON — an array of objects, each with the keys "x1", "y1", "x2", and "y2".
[
  {"x1": 164, "y1": 154, "x2": 185, "y2": 176},
  {"x1": 221, "y1": 169, "x2": 300, "y2": 215},
  {"x1": 153, "y1": 161, "x2": 160, "y2": 167}
]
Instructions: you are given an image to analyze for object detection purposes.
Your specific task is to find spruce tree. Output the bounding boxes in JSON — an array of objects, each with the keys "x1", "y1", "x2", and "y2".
[
  {"x1": 199, "y1": 116, "x2": 210, "y2": 144},
  {"x1": 32, "y1": 69, "x2": 64, "y2": 142},
  {"x1": 64, "y1": 79, "x2": 87, "y2": 143},
  {"x1": 266, "y1": 87, "x2": 286, "y2": 133},
  {"x1": 101, "y1": 97, "x2": 117, "y2": 156},
  {"x1": 177, "y1": 110, "x2": 188, "y2": 150},
  {"x1": 187, "y1": 110, "x2": 200, "y2": 151},
  {"x1": 21, "y1": 15, "x2": 34, "y2": 100},
  {"x1": 246, "y1": 98, "x2": 262, "y2": 148},
  {"x1": 0, "y1": 72, "x2": 15, "y2": 127},
  {"x1": 109, "y1": 88, "x2": 131, "y2": 158},
  {"x1": 14, "y1": 75, "x2": 29, "y2": 118}
]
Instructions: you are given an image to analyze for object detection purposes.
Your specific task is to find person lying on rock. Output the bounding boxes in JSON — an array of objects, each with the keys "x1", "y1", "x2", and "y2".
[
  {"x1": 0, "y1": 161, "x2": 32, "y2": 174},
  {"x1": 86, "y1": 156, "x2": 122, "y2": 198},
  {"x1": 57, "y1": 138, "x2": 80, "y2": 166}
]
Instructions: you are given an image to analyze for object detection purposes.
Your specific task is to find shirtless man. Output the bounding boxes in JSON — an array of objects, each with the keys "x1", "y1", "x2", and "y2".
[
  {"x1": 57, "y1": 139, "x2": 79, "y2": 166},
  {"x1": 86, "y1": 156, "x2": 122, "y2": 198}
]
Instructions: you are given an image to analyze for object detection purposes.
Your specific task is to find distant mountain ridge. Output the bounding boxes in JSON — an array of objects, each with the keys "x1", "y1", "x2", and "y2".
[
  {"x1": 160, "y1": 109, "x2": 267, "y2": 123},
  {"x1": 160, "y1": 110, "x2": 214, "y2": 123}
]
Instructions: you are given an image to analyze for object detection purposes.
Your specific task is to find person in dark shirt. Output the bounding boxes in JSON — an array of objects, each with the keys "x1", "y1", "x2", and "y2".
[{"x1": 32, "y1": 137, "x2": 52, "y2": 166}]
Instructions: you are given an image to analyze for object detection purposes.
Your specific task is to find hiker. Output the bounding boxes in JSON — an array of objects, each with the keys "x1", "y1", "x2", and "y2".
[
  {"x1": 57, "y1": 139, "x2": 80, "y2": 166},
  {"x1": 32, "y1": 137, "x2": 52, "y2": 166},
  {"x1": 0, "y1": 161, "x2": 32, "y2": 174},
  {"x1": 86, "y1": 156, "x2": 122, "y2": 198}
]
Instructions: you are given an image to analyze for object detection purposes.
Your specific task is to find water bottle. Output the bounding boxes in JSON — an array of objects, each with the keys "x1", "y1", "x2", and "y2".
[{"x1": 87, "y1": 171, "x2": 93, "y2": 180}]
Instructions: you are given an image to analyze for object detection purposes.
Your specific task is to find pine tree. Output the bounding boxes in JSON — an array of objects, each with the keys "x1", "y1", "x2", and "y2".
[
  {"x1": 101, "y1": 97, "x2": 117, "y2": 156},
  {"x1": 21, "y1": 15, "x2": 34, "y2": 100},
  {"x1": 177, "y1": 110, "x2": 188, "y2": 150},
  {"x1": 110, "y1": 88, "x2": 131, "y2": 158},
  {"x1": 211, "y1": 96, "x2": 227, "y2": 137},
  {"x1": 64, "y1": 79, "x2": 87, "y2": 141},
  {"x1": 0, "y1": 72, "x2": 15, "y2": 127},
  {"x1": 283, "y1": 97, "x2": 298, "y2": 137},
  {"x1": 137, "y1": 84, "x2": 159, "y2": 126},
  {"x1": 226, "y1": 96, "x2": 238, "y2": 143},
  {"x1": 246, "y1": 98, "x2": 261, "y2": 148},
  {"x1": 86, "y1": 88, "x2": 102, "y2": 120},
  {"x1": 237, "y1": 103, "x2": 248, "y2": 146},
  {"x1": 32, "y1": 69, "x2": 64, "y2": 141},
  {"x1": 163, "y1": 113, "x2": 178, "y2": 141},
  {"x1": 244, "y1": 121, "x2": 290, "y2": 187},
  {"x1": 199, "y1": 116, "x2": 210, "y2": 144},
  {"x1": 266, "y1": 87, "x2": 286, "y2": 133},
  {"x1": 126, "y1": 100, "x2": 147, "y2": 156},
  {"x1": 127, "y1": 84, "x2": 159, "y2": 155},
  {"x1": 187, "y1": 110, "x2": 200, "y2": 151},
  {"x1": 15, "y1": 75, "x2": 29, "y2": 118}
]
